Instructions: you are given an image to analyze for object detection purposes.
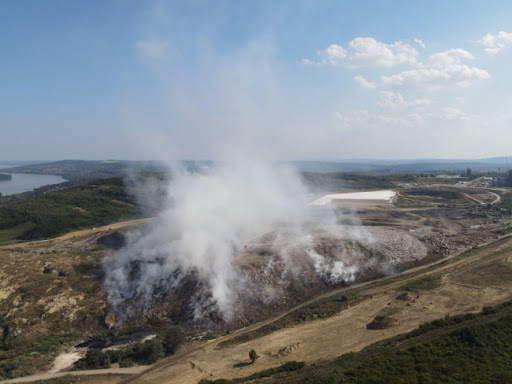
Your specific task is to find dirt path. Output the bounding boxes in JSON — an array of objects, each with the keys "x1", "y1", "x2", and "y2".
[
  {"x1": 0, "y1": 218, "x2": 152, "y2": 250},
  {"x1": 463, "y1": 192, "x2": 500, "y2": 205},
  {"x1": 50, "y1": 351, "x2": 82, "y2": 373},
  {"x1": 0, "y1": 367, "x2": 145, "y2": 384},
  {"x1": 490, "y1": 192, "x2": 501, "y2": 204}
]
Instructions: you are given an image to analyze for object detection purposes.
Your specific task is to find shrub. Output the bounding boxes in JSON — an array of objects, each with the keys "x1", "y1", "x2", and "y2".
[
  {"x1": 280, "y1": 361, "x2": 305, "y2": 371},
  {"x1": 367, "y1": 315, "x2": 397, "y2": 330},
  {"x1": 162, "y1": 326, "x2": 185, "y2": 356},
  {"x1": 249, "y1": 349, "x2": 259, "y2": 363},
  {"x1": 131, "y1": 340, "x2": 164, "y2": 365},
  {"x1": 75, "y1": 349, "x2": 110, "y2": 370}
]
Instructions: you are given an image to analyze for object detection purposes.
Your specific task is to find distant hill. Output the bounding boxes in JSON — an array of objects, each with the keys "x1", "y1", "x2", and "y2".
[
  {"x1": 0, "y1": 159, "x2": 217, "y2": 181},
  {"x1": 291, "y1": 158, "x2": 512, "y2": 173},
  {"x1": 0, "y1": 161, "x2": 44, "y2": 167},
  {"x1": 2, "y1": 158, "x2": 510, "y2": 182},
  {"x1": 0, "y1": 160, "x2": 166, "y2": 181}
]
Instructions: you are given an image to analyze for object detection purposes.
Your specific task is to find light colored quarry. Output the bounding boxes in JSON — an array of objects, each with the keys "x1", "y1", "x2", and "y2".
[{"x1": 311, "y1": 190, "x2": 397, "y2": 206}]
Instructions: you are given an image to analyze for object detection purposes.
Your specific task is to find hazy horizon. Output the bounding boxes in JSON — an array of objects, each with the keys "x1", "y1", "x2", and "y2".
[{"x1": 2, "y1": 157, "x2": 512, "y2": 164}]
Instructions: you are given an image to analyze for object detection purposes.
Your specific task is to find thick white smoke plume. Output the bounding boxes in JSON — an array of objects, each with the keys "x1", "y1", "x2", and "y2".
[
  {"x1": 104, "y1": 162, "x2": 329, "y2": 320},
  {"x1": 100, "y1": 4, "x2": 389, "y2": 326},
  {"x1": 102, "y1": 160, "x2": 384, "y2": 325}
]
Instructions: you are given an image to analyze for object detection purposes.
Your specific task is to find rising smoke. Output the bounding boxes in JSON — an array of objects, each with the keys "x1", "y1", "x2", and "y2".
[
  {"x1": 102, "y1": 3, "x2": 380, "y2": 326},
  {"x1": 102, "y1": 160, "x2": 374, "y2": 325}
]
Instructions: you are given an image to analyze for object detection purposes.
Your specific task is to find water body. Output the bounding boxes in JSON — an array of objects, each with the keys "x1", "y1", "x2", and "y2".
[{"x1": 0, "y1": 167, "x2": 67, "y2": 196}]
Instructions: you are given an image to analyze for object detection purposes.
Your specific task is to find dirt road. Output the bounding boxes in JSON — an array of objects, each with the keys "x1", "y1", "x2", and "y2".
[
  {"x1": 491, "y1": 192, "x2": 502, "y2": 204},
  {"x1": 0, "y1": 367, "x2": 144, "y2": 384},
  {"x1": 0, "y1": 218, "x2": 151, "y2": 251},
  {"x1": 464, "y1": 192, "x2": 501, "y2": 205}
]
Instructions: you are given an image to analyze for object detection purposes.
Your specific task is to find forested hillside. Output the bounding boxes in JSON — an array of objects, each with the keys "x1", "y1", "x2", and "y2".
[{"x1": 0, "y1": 177, "x2": 140, "y2": 243}]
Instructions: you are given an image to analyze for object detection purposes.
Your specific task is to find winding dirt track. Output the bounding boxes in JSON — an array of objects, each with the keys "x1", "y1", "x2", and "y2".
[
  {"x1": 490, "y1": 192, "x2": 501, "y2": 204},
  {"x1": 0, "y1": 368, "x2": 143, "y2": 384},
  {"x1": 463, "y1": 192, "x2": 501, "y2": 205}
]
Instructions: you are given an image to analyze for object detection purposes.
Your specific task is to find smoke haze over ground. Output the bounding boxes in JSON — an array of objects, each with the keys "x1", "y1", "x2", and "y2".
[{"x1": 102, "y1": 160, "x2": 384, "y2": 325}]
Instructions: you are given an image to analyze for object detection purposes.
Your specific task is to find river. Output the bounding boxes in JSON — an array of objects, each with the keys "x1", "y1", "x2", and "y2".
[{"x1": 0, "y1": 165, "x2": 67, "y2": 196}]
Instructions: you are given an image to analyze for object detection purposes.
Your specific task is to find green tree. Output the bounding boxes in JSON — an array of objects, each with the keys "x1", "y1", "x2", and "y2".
[
  {"x1": 132, "y1": 340, "x2": 164, "y2": 364},
  {"x1": 75, "y1": 349, "x2": 110, "y2": 369},
  {"x1": 162, "y1": 326, "x2": 186, "y2": 356},
  {"x1": 249, "y1": 349, "x2": 259, "y2": 364}
]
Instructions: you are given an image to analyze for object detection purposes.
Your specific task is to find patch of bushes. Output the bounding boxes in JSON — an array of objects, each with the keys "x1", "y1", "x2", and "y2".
[
  {"x1": 0, "y1": 329, "x2": 81, "y2": 379},
  {"x1": 406, "y1": 189, "x2": 464, "y2": 199},
  {"x1": 395, "y1": 292, "x2": 409, "y2": 301},
  {"x1": 74, "y1": 349, "x2": 110, "y2": 370},
  {"x1": 162, "y1": 326, "x2": 186, "y2": 355},
  {"x1": 73, "y1": 327, "x2": 185, "y2": 370},
  {"x1": 301, "y1": 172, "x2": 414, "y2": 192},
  {"x1": 199, "y1": 361, "x2": 306, "y2": 383},
  {"x1": 366, "y1": 315, "x2": 397, "y2": 330},
  {"x1": 498, "y1": 193, "x2": 512, "y2": 210},
  {"x1": 96, "y1": 231, "x2": 126, "y2": 249}
]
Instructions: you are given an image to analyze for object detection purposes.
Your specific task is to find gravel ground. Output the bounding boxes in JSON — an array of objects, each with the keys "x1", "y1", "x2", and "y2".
[{"x1": 359, "y1": 226, "x2": 427, "y2": 264}]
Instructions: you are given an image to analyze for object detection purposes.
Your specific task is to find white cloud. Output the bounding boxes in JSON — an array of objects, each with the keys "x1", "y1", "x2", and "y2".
[
  {"x1": 431, "y1": 107, "x2": 473, "y2": 121},
  {"x1": 302, "y1": 44, "x2": 347, "y2": 66},
  {"x1": 335, "y1": 106, "x2": 481, "y2": 135},
  {"x1": 380, "y1": 48, "x2": 489, "y2": 90},
  {"x1": 354, "y1": 75, "x2": 376, "y2": 89},
  {"x1": 426, "y1": 48, "x2": 474, "y2": 67},
  {"x1": 479, "y1": 31, "x2": 512, "y2": 55},
  {"x1": 136, "y1": 40, "x2": 169, "y2": 59},
  {"x1": 335, "y1": 109, "x2": 423, "y2": 130},
  {"x1": 304, "y1": 37, "x2": 418, "y2": 68},
  {"x1": 324, "y1": 44, "x2": 348, "y2": 65},
  {"x1": 347, "y1": 37, "x2": 418, "y2": 68},
  {"x1": 414, "y1": 38, "x2": 426, "y2": 49},
  {"x1": 305, "y1": 35, "x2": 490, "y2": 91},
  {"x1": 381, "y1": 65, "x2": 490, "y2": 89},
  {"x1": 377, "y1": 91, "x2": 430, "y2": 109}
]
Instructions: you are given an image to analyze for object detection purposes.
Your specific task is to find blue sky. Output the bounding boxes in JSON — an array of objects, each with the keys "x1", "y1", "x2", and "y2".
[{"x1": 1, "y1": 0, "x2": 512, "y2": 161}]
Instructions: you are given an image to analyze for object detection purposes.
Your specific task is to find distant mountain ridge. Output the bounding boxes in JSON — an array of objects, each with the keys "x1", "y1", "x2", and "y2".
[
  {"x1": 2, "y1": 158, "x2": 510, "y2": 179},
  {"x1": 291, "y1": 157, "x2": 512, "y2": 173}
]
